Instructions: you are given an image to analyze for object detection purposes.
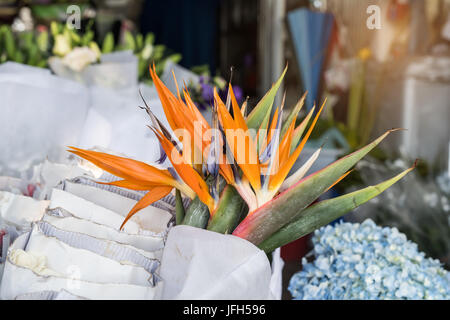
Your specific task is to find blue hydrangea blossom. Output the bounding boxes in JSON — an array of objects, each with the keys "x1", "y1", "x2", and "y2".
[{"x1": 289, "y1": 219, "x2": 450, "y2": 300}]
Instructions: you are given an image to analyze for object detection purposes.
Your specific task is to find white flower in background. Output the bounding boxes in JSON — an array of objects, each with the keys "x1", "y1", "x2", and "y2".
[
  {"x1": 89, "y1": 42, "x2": 102, "y2": 60},
  {"x1": 62, "y1": 47, "x2": 98, "y2": 72},
  {"x1": 141, "y1": 44, "x2": 153, "y2": 60},
  {"x1": 53, "y1": 34, "x2": 71, "y2": 57}
]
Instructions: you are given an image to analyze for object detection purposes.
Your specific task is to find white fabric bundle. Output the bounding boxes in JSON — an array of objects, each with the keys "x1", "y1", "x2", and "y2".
[
  {"x1": 0, "y1": 63, "x2": 89, "y2": 173},
  {"x1": 49, "y1": 188, "x2": 170, "y2": 236},
  {"x1": 159, "y1": 225, "x2": 274, "y2": 300},
  {"x1": 56, "y1": 179, "x2": 172, "y2": 234},
  {"x1": 25, "y1": 223, "x2": 157, "y2": 286},
  {"x1": 30, "y1": 160, "x2": 96, "y2": 200},
  {"x1": 0, "y1": 191, "x2": 49, "y2": 231},
  {"x1": 43, "y1": 210, "x2": 164, "y2": 255},
  {"x1": 1, "y1": 233, "x2": 161, "y2": 300}
]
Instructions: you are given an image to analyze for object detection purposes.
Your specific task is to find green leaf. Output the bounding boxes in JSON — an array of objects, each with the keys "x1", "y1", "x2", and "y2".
[
  {"x1": 14, "y1": 50, "x2": 24, "y2": 63},
  {"x1": 232, "y1": 129, "x2": 400, "y2": 245},
  {"x1": 175, "y1": 189, "x2": 185, "y2": 225},
  {"x1": 50, "y1": 21, "x2": 61, "y2": 36},
  {"x1": 26, "y1": 45, "x2": 39, "y2": 66},
  {"x1": 290, "y1": 106, "x2": 315, "y2": 153},
  {"x1": 144, "y1": 33, "x2": 155, "y2": 46},
  {"x1": 347, "y1": 59, "x2": 365, "y2": 132},
  {"x1": 123, "y1": 31, "x2": 135, "y2": 51},
  {"x1": 102, "y1": 32, "x2": 115, "y2": 54},
  {"x1": 281, "y1": 91, "x2": 307, "y2": 138},
  {"x1": 166, "y1": 53, "x2": 182, "y2": 64},
  {"x1": 246, "y1": 65, "x2": 287, "y2": 130},
  {"x1": 81, "y1": 30, "x2": 94, "y2": 46},
  {"x1": 136, "y1": 34, "x2": 143, "y2": 51},
  {"x1": 258, "y1": 164, "x2": 415, "y2": 253},
  {"x1": 207, "y1": 185, "x2": 246, "y2": 234},
  {"x1": 3, "y1": 27, "x2": 15, "y2": 59},
  {"x1": 37, "y1": 30, "x2": 49, "y2": 52}
]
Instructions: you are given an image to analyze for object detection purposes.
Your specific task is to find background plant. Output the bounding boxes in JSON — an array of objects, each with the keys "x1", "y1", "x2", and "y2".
[
  {"x1": 289, "y1": 220, "x2": 450, "y2": 300},
  {"x1": 101, "y1": 30, "x2": 181, "y2": 85},
  {"x1": 0, "y1": 24, "x2": 49, "y2": 67}
]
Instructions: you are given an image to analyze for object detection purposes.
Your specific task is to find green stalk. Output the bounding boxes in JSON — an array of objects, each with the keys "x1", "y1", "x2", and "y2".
[
  {"x1": 181, "y1": 196, "x2": 210, "y2": 228},
  {"x1": 258, "y1": 164, "x2": 415, "y2": 253},
  {"x1": 102, "y1": 32, "x2": 115, "y2": 54},
  {"x1": 207, "y1": 185, "x2": 246, "y2": 234},
  {"x1": 3, "y1": 27, "x2": 15, "y2": 60},
  {"x1": 175, "y1": 189, "x2": 185, "y2": 225},
  {"x1": 347, "y1": 59, "x2": 365, "y2": 133}
]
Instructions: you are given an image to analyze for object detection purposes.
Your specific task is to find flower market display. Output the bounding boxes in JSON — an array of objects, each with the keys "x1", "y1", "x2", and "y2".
[
  {"x1": 289, "y1": 220, "x2": 450, "y2": 300},
  {"x1": 0, "y1": 24, "x2": 49, "y2": 68},
  {"x1": 1, "y1": 0, "x2": 449, "y2": 303},
  {"x1": 0, "y1": 64, "x2": 415, "y2": 300}
]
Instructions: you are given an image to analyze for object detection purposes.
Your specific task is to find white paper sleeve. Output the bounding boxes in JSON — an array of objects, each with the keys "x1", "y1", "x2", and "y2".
[{"x1": 159, "y1": 225, "x2": 273, "y2": 300}]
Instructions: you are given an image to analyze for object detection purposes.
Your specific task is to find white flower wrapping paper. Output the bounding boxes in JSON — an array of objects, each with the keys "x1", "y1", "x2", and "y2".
[
  {"x1": 49, "y1": 51, "x2": 138, "y2": 90},
  {"x1": 1, "y1": 232, "x2": 161, "y2": 300},
  {"x1": 0, "y1": 192, "x2": 49, "y2": 231},
  {"x1": 159, "y1": 225, "x2": 276, "y2": 300},
  {"x1": 0, "y1": 160, "x2": 284, "y2": 299},
  {"x1": 0, "y1": 62, "x2": 89, "y2": 174}
]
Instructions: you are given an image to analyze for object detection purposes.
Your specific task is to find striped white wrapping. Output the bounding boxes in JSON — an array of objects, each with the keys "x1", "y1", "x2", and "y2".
[
  {"x1": 15, "y1": 290, "x2": 87, "y2": 300},
  {"x1": 1, "y1": 233, "x2": 162, "y2": 300},
  {"x1": 43, "y1": 209, "x2": 164, "y2": 255},
  {"x1": 25, "y1": 224, "x2": 156, "y2": 286},
  {"x1": 35, "y1": 221, "x2": 161, "y2": 279}
]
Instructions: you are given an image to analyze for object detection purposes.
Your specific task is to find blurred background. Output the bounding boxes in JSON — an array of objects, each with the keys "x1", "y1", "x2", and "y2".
[{"x1": 0, "y1": 0, "x2": 449, "y2": 298}]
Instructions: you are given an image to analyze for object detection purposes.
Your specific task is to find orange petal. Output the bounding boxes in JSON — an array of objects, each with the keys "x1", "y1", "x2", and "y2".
[
  {"x1": 149, "y1": 67, "x2": 178, "y2": 130},
  {"x1": 96, "y1": 179, "x2": 155, "y2": 191},
  {"x1": 291, "y1": 106, "x2": 315, "y2": 153},
  {"x1": 268, "y1": 99, "x2": 326, "y2": 191},
  {"x1": 266, "y1": 107, "x2": 279, "y2": 147},
  {"x1": 325, "y1": 169, "x2": 353, "y2": 192},
  {"x1": 215, "y1": 89, "x2": 261, "y2": 192},
  {"x1": 68, "y1": 147, "x2": 175, "y2": 186},
  {"x1": 278, "y1": 118, "x2": 296, "y2": 166},
  {"x1": 229, "y1": 84, "x2": 248, "y2": 131},
  {"x1": 151, "y1": 128, "x2": 214, "y2": 212},
  {"x1": 120, "y1": 186, "x2": 173, "y2": 230}
]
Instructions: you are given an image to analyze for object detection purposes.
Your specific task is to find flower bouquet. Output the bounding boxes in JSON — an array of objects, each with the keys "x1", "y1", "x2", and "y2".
[
  {"x1": 63, "y1": 64, "x2": 415, "y2": 298},
  {"x1": 48, "y1": 22, "x2": 138, "y2": 89},
  {"x1": 0, "y1": 24, "x2": 49, "y2": 68}
]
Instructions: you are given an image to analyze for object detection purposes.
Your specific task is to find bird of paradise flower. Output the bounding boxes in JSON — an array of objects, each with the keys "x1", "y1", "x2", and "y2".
[{"x1": 69, "y1": 65, "x2": 415, "y2": 251}]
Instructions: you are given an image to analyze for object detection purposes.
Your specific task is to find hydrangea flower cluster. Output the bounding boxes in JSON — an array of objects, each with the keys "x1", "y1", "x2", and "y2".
[{"x1": 289, "y1": 219, "x2": 450, "y2": 300}]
